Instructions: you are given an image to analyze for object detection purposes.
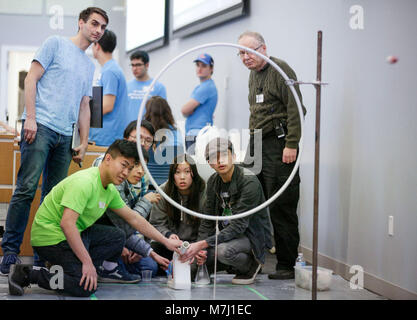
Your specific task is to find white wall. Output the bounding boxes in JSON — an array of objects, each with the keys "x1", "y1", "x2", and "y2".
[{"x1": 120, "y1": 0, "x2": 417, "y2": 295}]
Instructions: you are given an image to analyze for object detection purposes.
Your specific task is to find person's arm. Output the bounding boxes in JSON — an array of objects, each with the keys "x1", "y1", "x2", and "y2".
[
  {"x1": 23, "y1": 61, "x2": 45, "y2": 144},
  {"x1": 181, "y1": 99, "x2": 200, "y2": 117},
  {"x1": 203, "y1": 178, "x2": 259, "y2": 248},
  {"x1": 102, "y1": 94, "x2": 116, "y2": 115},
  {"x1": 60, "y1": 208, "x2": 97, "y2": 292},
  {"x1": 148, "y1": 194, "x2": 172, "y2": 237},
  {"x1": 277, "y1": 65, "x2": 304, "y2": 164},
  {"x1": 179, "y1": 240, "x2": 209, "y2": 263},
  {"x1": 72, "y1": 95, "x2": 90, "y2": 164},
  {"x1": 132, "y1": 197, "x2": 153, "y2": 219},
  {"x1": 112, "y1": 205, "x2": 182, "y2": 254},
  {"x1": 149, "y1": 250, "x2": 170, "y2": 269}
]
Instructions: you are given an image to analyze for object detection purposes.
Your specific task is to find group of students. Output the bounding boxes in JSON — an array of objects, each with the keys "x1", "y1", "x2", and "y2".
[
  {"x1": 7, "y1": 117, "x2": 271, "y2": 297},
  {"x1": 88, "y1": 26, "x2": 217, "y2": 187},
  {"x1": 88, "y1": 25, "x2": 218, "y2": 149},
  {"x1": 1, "y1": 6, "x2": 306, "y2": 299}
]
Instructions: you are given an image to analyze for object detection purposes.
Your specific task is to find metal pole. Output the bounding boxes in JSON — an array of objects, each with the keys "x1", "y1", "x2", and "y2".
[{"x1": 312, "y1": 30, "x2": 323, "y2": 300}]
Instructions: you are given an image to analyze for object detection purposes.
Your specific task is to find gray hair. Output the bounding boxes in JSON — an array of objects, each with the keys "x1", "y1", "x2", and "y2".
[{"x1": 238, "y1": 31, "x2": 266, "y2": 45}]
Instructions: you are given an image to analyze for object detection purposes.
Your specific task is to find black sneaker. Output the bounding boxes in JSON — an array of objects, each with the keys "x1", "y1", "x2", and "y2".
[
  {"x1": 268, "y1": 269, "x2": 295, "y2": 280},
  {"x1": 97, "y1": 265, "x2": 141, "y2": 284},
  {"x1": 231, "y1": 261, "x2": 262, "y2": 285},
  {"x1": 8, "y1": 264, "x2": 32, "y2": 296}
]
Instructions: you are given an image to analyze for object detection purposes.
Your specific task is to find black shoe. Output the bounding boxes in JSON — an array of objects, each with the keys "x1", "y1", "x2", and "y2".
[
  {"x1": 8, "y1": 264, "x2": 32, "y2": 296},
  {"x1": 268, "y1": 269, "x2": 295, "y2": 280},
  {"x1": 226, "y1": 265, "x2": 238, "y2": 274},
  {"x1": 231, "y1": 261, "x2": 262, "y2": 285}
]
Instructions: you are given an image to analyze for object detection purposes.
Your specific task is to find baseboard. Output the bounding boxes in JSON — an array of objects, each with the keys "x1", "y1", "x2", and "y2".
[{"x1": 299, "y1": 245, "x2": 417, "y2": 300}]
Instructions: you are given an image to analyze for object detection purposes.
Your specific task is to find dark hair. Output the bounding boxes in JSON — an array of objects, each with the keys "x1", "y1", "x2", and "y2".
[
  {"x1": 123, "y1": 120, "x2": 155, "y2": 139},
  {"x1": 141, "y1": 119, "x2": 155, "y2": 137},
  {"x1": 205, "y1": 137, "x2": 234, "y2": 161},
  {"x1": 144, "y1": 96, "x2": 176, "y2": 133},
  {"x1": 98, "y1": 29, "x2": 116, "y2": 53},
  {"x1": 130, "y1": 50, "x2": 149, "y2": 64},
  {"x1": 79, "y1": 7, "x2": 109, "y2": 24},
  {"x1": 105, "y1": 139, "x2": 138, "y2": 163},
  {"x1": 165, "y1": 154, "x2": 205, "y2": 225}
]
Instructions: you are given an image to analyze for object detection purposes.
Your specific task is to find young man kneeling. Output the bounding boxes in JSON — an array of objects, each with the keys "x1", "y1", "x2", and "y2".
[
  {"x1": 8, "y1": 139, "x2": 182, "y2": 297},
  {"x1": 180, "y1": 138, "x2": 272, "y2": 285}
]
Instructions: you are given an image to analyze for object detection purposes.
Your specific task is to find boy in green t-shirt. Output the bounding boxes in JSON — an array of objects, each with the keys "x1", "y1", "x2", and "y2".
[{"x1": 8, "y1": 139, "x2": 182, "y2": 297}]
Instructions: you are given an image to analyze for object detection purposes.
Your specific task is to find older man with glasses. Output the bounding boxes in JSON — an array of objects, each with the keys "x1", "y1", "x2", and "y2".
[
  {"x1": 126, "y1": 50, "x2": 167, "y2": 124},
  {"x1": 237, "y1": 31, "x2": 307, "y2": 280}
]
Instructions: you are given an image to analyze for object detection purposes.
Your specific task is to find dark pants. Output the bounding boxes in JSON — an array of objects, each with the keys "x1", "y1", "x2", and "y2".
[
  {"x1": 32, "y1": 224, "x2": 125, "y2": 297},
  {"x1": 248, "y1": 133, "x2": 300, "y2": 271},
  {"x1": 204, "y1": 237, "x2": 253, "y2": 274},
  {"x1": 2, "y1": 122, "x2": 72, "y2": 255}
]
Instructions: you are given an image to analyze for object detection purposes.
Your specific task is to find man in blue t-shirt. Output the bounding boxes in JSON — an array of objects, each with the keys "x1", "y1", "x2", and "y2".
[
  {"x1": 181, "y1": 53, "x2": 218, "y2": 154},
  {"x1": 89, "y1": 30, "x2": 129, "y2": 146},
  {"x1": 126, "y1": 50, "x2": 167, "y2": 124},
  {"x1": 0, "y1": 7, "x2": 109, "y2": 275}
]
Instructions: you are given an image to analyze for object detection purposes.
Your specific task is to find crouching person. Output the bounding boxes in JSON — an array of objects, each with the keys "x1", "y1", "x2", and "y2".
[
  {"x1": 8, "y1": 139, "x2": 182, "y2": 297},
  {"x1": 180, "y1": 138, "x2": 272, "y2": 285}
]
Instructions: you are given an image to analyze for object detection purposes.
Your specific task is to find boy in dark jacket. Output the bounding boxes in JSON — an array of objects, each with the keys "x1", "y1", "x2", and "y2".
[{"x1": 180, "y1": 138, "x2": 272, "y2": 285}]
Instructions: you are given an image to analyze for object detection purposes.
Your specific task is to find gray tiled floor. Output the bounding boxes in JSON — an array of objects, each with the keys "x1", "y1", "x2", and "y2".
[{"x1": 0, "y1": 253, "x2": 386, "y2": 300}]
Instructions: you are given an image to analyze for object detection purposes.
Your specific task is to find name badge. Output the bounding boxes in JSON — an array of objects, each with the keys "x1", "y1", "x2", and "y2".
[
  {"x1": 99, "y1": 201, "x2": 106, "y2": 209},
  {"x1": 256, "y1": 94, "x2": 264, "y2": 103}
]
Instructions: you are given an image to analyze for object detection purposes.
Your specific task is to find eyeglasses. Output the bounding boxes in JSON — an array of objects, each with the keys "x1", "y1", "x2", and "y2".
[
  {"x1": 130, "y1": 63, "x2": 145, "y2": 68},
  {"x1": 128, "y1": 134, "x2": 153, "y2": 146},
  {"x1": 140, "y1": 136, "x2": 153, "y2": 146},
  {"x1": 237, "y1": 44, "x2": 263, "y2": 58}
]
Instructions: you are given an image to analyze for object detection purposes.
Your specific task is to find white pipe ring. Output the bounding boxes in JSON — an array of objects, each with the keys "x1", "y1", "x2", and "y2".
[{"x1": 135, "y1": 42, "x2": 304, "y2": 221}]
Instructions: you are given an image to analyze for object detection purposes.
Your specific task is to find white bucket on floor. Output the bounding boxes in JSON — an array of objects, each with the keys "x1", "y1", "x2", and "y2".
[{"x1": 294, "y1": 265, "x2": 333, "y2": 291}]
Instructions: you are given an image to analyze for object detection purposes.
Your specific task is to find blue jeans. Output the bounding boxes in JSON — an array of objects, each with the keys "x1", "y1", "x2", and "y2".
[
  {"x1": 123, "y1": 234, "x2": 158, "y2": 277},
  {"x1": 123, "y1": 256, "x2": 158, "y2": 277},
  {"x1": 33, "y1": 224, "x2": 125, "y2": 297},
  {"x1": 1, "y1": 122, "x2": 72, "y2": 255}
]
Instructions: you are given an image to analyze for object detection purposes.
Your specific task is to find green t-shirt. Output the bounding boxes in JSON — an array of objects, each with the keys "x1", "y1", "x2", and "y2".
[{"x1": 31, "y1": 167, "x2": 126, "y2": 247}]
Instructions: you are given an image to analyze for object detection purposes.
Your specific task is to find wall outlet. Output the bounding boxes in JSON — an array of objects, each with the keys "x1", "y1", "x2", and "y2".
[{"x1": 388, "y1": 216, "x2": 394, "y2": 236}]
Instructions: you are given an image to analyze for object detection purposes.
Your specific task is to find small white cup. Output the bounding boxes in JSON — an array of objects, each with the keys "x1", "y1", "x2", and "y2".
[{"x1": 141, "y1": 270, "x2": 152, "y2": 282}]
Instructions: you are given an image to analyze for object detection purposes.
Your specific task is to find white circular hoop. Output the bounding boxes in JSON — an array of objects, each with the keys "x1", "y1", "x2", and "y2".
[{"x1": 136, "y1": 42, "x2": 304, "y2": 221}]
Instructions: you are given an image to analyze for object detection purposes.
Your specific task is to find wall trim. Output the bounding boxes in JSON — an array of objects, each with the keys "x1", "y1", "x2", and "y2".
[{"x1": 300, "y1": 245, "x2": 417, "y2": 300}]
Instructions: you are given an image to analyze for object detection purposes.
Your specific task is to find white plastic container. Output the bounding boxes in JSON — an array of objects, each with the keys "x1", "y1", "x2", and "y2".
[
  {"x1": 294, "y1": 265, "x2": 333, "y2": 291},
  {"x1": 167, "y1": 242, "x2": 192, "y2": 290}
]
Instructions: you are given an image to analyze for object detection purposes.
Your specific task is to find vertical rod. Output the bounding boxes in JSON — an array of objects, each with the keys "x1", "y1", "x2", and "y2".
[
  {"x1": 213, "y1": 219, "x2": 219, "y2": 300},
  {"x1": 312, "y1": 30, "x2": 323, "y2": 300}
]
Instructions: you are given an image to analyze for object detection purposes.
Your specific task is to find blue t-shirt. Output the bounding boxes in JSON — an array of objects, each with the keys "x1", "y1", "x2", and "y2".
[
  {"x1": 127, "y1": 79, "x2": 167, "y2": 123},
  {"x1": 185, "y1": 78, "x2": 218, "y2": 136},
  {"x1": 89, "y1": 59, "x2": 129, "y2": 146},
  {"x1": 22, "y1": 36, "x2": 95, "y2": 136}
]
